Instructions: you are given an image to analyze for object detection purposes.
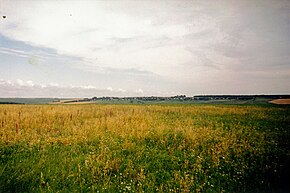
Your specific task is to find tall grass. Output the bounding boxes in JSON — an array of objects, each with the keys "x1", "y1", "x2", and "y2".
[{"x1": 0, "y1": 104, "x2": 289, "y2": 192}]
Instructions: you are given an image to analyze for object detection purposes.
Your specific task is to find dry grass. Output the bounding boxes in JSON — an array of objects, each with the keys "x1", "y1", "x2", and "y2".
[
  {"x1": 0, "y1": 104, "x2": 289, "y2": 192},
  {"x1": 0, "y1": 104, "x2": 266, "y2": 146}
]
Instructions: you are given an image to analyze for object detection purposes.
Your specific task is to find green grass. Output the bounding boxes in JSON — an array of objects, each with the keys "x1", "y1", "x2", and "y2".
[
  {"x1": 0, "y1": 104, "x2": 289, "y2": 192},
  {"x1": 0, "y1": 98, "x2": 60, "y2": 104}
]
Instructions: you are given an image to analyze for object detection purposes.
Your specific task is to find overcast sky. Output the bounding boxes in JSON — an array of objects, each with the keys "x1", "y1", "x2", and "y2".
[{"x1": 0, "y1": 0, "x2": 289, "y2": 97}]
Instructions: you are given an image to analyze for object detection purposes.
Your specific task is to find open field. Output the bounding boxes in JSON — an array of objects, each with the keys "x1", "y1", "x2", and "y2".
[
  {"x1": 269, "y1": 99, "x2": 290, "y2": 105},
  {"x1": 0, "y1": 104, "x2": 289, "y2": 192},
  {"x1": 0, "y1": 98, "x2": 60, "y2": 104},
  {"x1": 51, "y1": 99, "x2": 94, "y2": 105}
]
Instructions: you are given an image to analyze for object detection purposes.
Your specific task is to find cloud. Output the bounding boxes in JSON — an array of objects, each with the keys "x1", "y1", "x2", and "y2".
[
  {"x1": 0, "y1": 46, "x2": 58, "y2": 66},
  {"x1": 82, "y1": 85, "x2": 96, "y2": 89},
  {"x1": 135, "y1": 89, "x2": 144, "y2": 94},
  {"x1": 118, "y1": 88, "x2": 126, "y2": 93},
  {"x1": 106, "y1": 87, "x2": 113, "y2": 92},
  {"x1": 0, "y1": 79, "x2": 129, "y2": 98},
  {"x1": 0, "y1": 1, "x2": 218, "y2": 79},
  {"x1": 0, "y1": 1, "x2": 289, "y2": 95},
  {"x1": 16, "y1": 79, "x2": 34, "y2": 87},
  {"x1": 0, "y1": 47, "x2": 29, "y2": 58}
]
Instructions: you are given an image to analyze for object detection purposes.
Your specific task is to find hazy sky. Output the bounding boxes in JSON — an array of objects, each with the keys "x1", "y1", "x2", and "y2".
[{"x1": 0, "y1": 0, "x2": 289, "y2": 97}]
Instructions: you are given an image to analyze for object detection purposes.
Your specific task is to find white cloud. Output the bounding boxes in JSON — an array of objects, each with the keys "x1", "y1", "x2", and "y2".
[
  {"x1": 0, "y1": 79, "x2": 131, "y2": 98},
  {"x1": 106, "y1": 87, "x2": 113, "y2": 92},
  {"x1": 118, "y1": 88, "x2": 126, "y2": 93},
  {"x1": 40, "y1": 84, "x2": 47, "y2": 88},
  {"x1": 0, "y1": 79, "x2": 12, "y2": 85},
  {"x1": 48, "y1": 83, "x2": 59, "y2": 87},
  {"x1": 82, "y1": 85, "x2": 96, "y2": 90},
  {"x1": 26, "y1": 80, "x2": 35, "y2": 87},
  {"x1": 135, "y1": 89, "x2": 144, "y2": 94},
  {"x1": 16, "y1": 79, "x2": 34, "y2": 87}
]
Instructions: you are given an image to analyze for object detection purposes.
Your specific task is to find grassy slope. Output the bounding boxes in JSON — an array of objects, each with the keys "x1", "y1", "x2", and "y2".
[
  {"x1": 0, "y1": 98, "x2": 60, "y2": 104},
  {"x1": 0, "y1": 104, "x2": 289, "y2": 192}
]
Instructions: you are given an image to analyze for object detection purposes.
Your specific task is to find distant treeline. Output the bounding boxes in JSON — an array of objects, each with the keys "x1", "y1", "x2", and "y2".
[
  {"x1": 0, "y1": 98, "x2": 59, "y2": 104},
  {"x1": 91, "y1": 95, "x2": 189, "y2": 101},
  {"x1": 193, "y1": 95, "x2": 290, "y2": 101},
  {"x1": 91, "y1": 95, "x2": 290, "y2": 101},
  {"x1": 0, "y1": 102, "x2": 24, "y2": 104}
]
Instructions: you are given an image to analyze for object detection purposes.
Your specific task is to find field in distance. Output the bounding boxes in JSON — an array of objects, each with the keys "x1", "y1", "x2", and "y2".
[
  {"x1": 269, "y1": 99, "x2": 290, "y2": 105},
  {"x1": 0, "y1": 98, "x2": 59, "y2": 104},
  {"x1": 1, "y1": 95, "x2": 289, "y2": 105},
  {"x1": 50, "y1": 95, "x2": 290, "y2": 105},
  {"x1": 0, "y1": 104, "x2": 289, "y2": 192}
]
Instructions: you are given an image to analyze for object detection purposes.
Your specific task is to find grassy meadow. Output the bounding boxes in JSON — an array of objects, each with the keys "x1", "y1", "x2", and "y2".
[{"x1": 0, "y1": 104, "x2": 289, "y2": 192}]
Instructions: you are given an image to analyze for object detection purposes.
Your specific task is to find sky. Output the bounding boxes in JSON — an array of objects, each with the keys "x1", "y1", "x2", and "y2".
[{"x1": 0, "y1": 0, "x2": 289, "y2": 98}]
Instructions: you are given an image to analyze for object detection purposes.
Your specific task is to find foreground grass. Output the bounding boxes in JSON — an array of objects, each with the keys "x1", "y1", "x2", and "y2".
[{"x1": 0, "y1": 104, "x2": 289, "y2": 192}]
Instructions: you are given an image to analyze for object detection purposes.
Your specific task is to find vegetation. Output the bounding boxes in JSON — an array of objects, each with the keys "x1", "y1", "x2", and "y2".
[
  {"x1": 1, "y1": 95, "x2": 289, "y2": 105},
  {"x1": 0, "y1": 104, "x2": 289, "y2": 192},
  {"x1": 0, "y1": 98, "x2": 59, "y2": 104}
]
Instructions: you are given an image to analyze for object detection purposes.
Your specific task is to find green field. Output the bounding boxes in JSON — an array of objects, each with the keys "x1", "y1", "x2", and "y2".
[
  {"x1": 0, "y1": 98, "x2": 60, "y2": 104},
  {"x1": 0, "y1": 104, "x2": 289, "y2": 192}
]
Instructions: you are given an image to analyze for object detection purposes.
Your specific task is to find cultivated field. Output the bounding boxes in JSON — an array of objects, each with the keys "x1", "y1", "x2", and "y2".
[
  {"x1": 269, "y1": 98, "x2": 290, "y2": 105},
  {"x1": 0, "y1": 104, "x2": 289, "y2": 192}
]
